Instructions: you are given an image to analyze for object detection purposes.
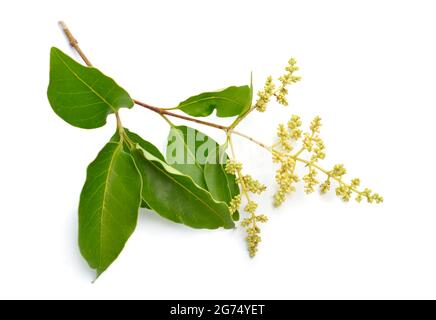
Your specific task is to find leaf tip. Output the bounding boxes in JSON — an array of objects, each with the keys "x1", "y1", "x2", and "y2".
[{"x1": 50, "y1": 46, "x2": 60, "y2": 56}]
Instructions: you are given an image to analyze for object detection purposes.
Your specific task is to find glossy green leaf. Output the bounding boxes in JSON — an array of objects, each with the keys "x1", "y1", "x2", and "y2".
[
  {"x1": 177, "y1": 85, "x2": 252, "y2": 118},
  {"x1": 166, "y1": 125, "x2": 240, "y2": 220},
  {"x1": 111, "y1": 128, "x2": 164, "y2": 211},
  {"x1": 47, "y1": 47, "x2": 134, "y2": 129},
  {"x1": 79, "y1": 142, "x2": 142, "y2": 277},
  {"x1": 132, "y1": 147, "x2": 234, "y2": 229},
  {"x1": 204, "y1": 145, "x2": 240, "y2": 221},
  {"x1": 111, "y1": 128, "x2": 165, "y2": 162},
  {"x1": 166, "y1": 126, "x2": 210, "y2": 188}
]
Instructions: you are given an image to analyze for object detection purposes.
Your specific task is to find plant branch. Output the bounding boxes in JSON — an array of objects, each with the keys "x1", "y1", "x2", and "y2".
[
  {"x1": 294, "y1": 157, "x2": 363, "y2": 196},
  {"x1": 229, "y1": 130, "x2": 272, "y2": 151},
  {"x1": 229, "y1": 105, "x2": 256, "y2": 130},
  {"x1": 228, "y1": 136, "x2": 252, "y2": 203},
  {"x1": 133, "y1": 99, "x2": 228, "y2": 130},
  {"x1": 115, "y1": 112, "x2": 123, "y2": 130},
  {"x1": 58, "y1": 22, "x2": 230, "y2": 131},
  {"x1": 59, "y1": 21, "x2": 93, "y2": 67},
  {"x1": 58, "y1": 22, "x2": 375, "y2": 202},
  {"x1": 58, "y1": 21, "x2": 273, "y2": 151}
]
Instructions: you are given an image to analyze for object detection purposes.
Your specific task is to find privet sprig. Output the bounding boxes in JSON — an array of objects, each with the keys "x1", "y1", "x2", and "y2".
[{"x1": 48, "y1": 22, "x2": 383, "y2": 278}]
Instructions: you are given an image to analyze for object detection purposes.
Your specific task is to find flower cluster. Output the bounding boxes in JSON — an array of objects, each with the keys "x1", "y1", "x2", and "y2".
[
  {"x1": 254, "y1": 76, "x2": 275, "y2": 112},
  {"x1": 272, "y1": 115, "x2": 383, "y2": 206},
  {"x1": 226, "y1": 159, "x2": 267, "y2": 257},
  {"x1": 288, "y1": 115, "x2": 303, "y2": 140},
  {"x1": 229, "y1": 194, "x2": 241, "y2": 214},
  {"x1": 276, "y1": 58, "x2": 302, "y2": 106},
  {"x1": 303, "y1": 168, "x2": 319, "y2": 194},
  {"x1": 239, "y1": 175, "x2": 266, "y2": 194},
  {"x1": 255, "y1": 58, "x2": 301, "y2": 112},
  {"x1": 273, "y1": 155, "x2": 299, "y2": 207}
]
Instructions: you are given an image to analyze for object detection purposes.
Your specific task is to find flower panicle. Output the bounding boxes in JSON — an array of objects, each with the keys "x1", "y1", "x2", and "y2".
[
  {"x1": 254, "y1": 58, "x2": 301, "y2": 112},
  {"x1": 229, "y1": 195, "x2": 241, "y2": 214},
  {"x1": 225, "y1": 159, "x2": 268, "y2": 258},
  {"x1": 271, "y1": 115, "x2": 383, "y2": 206},
  {"x1": 225, "y1": 159, "x2": 242, "y2": 175},
  {"x1": 239, "y1": 175, "x2": 267, "y2": 194}
]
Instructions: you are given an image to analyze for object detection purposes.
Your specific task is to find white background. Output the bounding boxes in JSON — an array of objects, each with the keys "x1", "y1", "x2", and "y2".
[{"x1": 1, "y1": 0, "x2": 435, "y2": 300}]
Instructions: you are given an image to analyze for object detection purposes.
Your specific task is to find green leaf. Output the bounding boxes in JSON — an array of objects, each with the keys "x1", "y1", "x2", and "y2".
[
  {"x1": 166, "y1": 126, "x2": 210, "y2": 188},
  {"x1": 79, "y1": 141, "x2": 142, "y2": 277},
  {"x1": 140, "y1": 199, "x2": 151, "y2": 209},
  {"x1": 166, "y1": 125, "x2": 240, "y2": 220},
  {"x1": 132, "y1": 147, "x2": 234, "y2": 229},
  {"x1": 111, "y1": 128, "x2": 164, "y2": 211},
  {"x1": 47, "y1": 47, "x2": 134, "y2": 129},
  {"x1": 111, "y1": 128, "x2": 165, "y2": 162},
  {"x1": 204, "y1": 145, "x2": 240, "y2": 221},
  {"x1": 177, "y1": 85, "x2": 252, "y2": 118}
]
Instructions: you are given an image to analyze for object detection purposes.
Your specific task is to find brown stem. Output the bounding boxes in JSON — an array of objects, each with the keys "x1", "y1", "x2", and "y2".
[
  {"x1": 229, "y1": 130, "x2": 272, "y2": 151},
  {"x1": 59, "y1": 21, "x2": 93, "y2": 67},
  {"x1": 58, "y1": 21, "x2": 228, "y2": 131},
  {"x1": 57, "y1": 21, "x2": 272, "y2": 149},
  {"x1": 133, "y1": 99, "x2": 228, "y2": 130}
]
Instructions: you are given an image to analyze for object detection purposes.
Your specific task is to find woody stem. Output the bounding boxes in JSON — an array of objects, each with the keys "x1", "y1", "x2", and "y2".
[{"x1": 58, "y1": 21, "x2": 268, "y2": 150}]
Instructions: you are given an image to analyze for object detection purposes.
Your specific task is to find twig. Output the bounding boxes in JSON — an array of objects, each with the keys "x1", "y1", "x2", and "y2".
[
  {"x1": 133, "y1": 99, "x2": 228, "y2": 131},
  {"x1": 57, "y1": 21, "x2": 274, "y2": 152},
  {"x1": 58, "y1": 21, "x2": 229, "y2": 131},
  {"x1": 229, "y1": 130, "x2": 272, "y2": 151},
  {"x1": 59, "y1": 21, "x2": 93, "y2": 67}
]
